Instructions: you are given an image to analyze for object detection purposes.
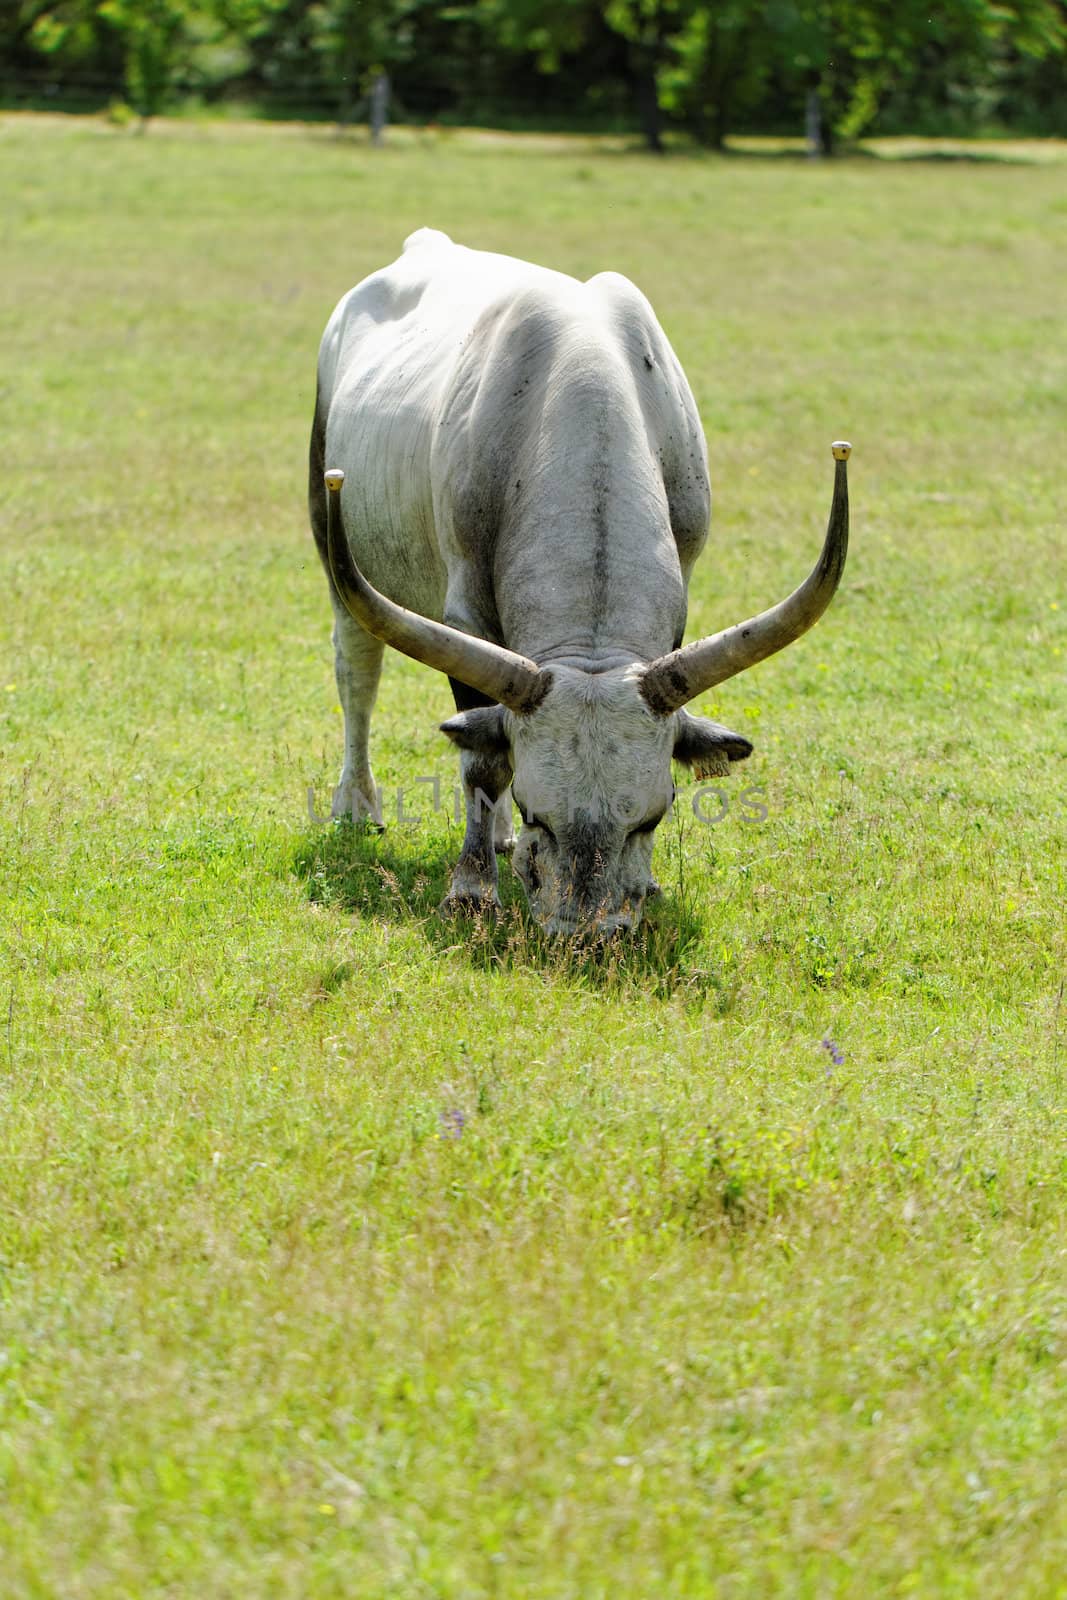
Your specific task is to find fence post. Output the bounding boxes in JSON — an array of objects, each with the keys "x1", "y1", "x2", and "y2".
[
  {"x1": 370, "y1": 70, "x2": 390, "y2": 147},
  {"x1": 805, "y1": 87, "x2": 823, "y2": 159}
]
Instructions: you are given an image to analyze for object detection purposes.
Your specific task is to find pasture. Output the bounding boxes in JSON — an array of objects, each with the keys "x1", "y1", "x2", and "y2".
[{"x1": 1, "y1": 116, "x2": 1065, "y2": 1596}]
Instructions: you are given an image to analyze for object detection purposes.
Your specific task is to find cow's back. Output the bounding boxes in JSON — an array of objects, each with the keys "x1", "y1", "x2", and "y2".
[
  {"x1": 317, "y1": 230, "x2": 581, "y2": 617},
  {"x1": 316, "y1": 231, "x2": 709, "y2": 653}
]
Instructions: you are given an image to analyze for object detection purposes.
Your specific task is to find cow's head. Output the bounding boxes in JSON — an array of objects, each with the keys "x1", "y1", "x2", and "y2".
[
  {"x1": 439, "y1": 671, "x2": 752, "y2": 936},
  {"x1": 323, "y1": 443, "x2": 849, "y2": 937}
]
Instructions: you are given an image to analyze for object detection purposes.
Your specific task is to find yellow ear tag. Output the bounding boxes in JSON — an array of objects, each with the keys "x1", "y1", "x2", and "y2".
[{"x1": 693, "y1": 750, "x2": 731, "y2": 780}]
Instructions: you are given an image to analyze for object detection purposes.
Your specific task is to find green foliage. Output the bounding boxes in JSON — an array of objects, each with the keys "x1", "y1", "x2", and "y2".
[
  {"x1": 20, "y1": 0, "x2": 210, "y2": 118},
  {"x1": 307, "y1": 0, "x2": 400, "y2": 115},
  {"x1": 660, "y1": 2, "x2": 769, "y2": 146},
  {"x1": 466, "y1": 0, "x2": 591, "y2": 70},
  {"x1": 761, "y1": 0, "x2": 1067, "y2": 143},
  {"x1": 3, "y1": 0, "x2": 1066, "y2": 140},
  {"x1": 98, "y1": 0, "x2": 188, "y2": 118}
]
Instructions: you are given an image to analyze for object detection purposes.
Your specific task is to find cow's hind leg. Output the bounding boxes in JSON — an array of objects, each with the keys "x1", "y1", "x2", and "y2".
[
  {"x1": 310, "y1": 398, "x2": 385, "y2": 827},
  {"x1": 441, "y1": 678, "x2": 513, "y2": 915},
  {"x1": 330, "y1": 602, "x2": 385, "y2": 827}
]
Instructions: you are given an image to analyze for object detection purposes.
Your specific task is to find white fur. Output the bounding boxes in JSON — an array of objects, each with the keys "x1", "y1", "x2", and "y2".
[{"x1": 315, "y1": 231, "x2": 714, "y2": 931}]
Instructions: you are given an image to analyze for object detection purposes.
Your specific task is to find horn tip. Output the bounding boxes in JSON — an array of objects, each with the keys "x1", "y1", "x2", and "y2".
[
  {"x1": 324, "y1": 468, "x2": 345, "y2": 492},
  {"x1": 831, "y1": 441, "x2": 852, "y2": 461}
]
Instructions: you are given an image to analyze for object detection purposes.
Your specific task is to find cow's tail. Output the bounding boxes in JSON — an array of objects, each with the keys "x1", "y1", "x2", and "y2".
[{"x1": 308, "y1": 379, "x2": 329, "y2": 569}]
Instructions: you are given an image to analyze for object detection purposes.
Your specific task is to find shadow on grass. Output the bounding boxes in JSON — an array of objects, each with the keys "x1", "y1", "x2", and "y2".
[
  {"x1": 288, "y1": 126, "x2": 1037, "y2": 168},
  {"x1": 874, "y1": 148, "x2": 1034, "y2": 166},
  {"x1": 656, "y1": 137, "x2": 1037, "y2": 166},
  {"x1": 715, "y1": 143, "x2": 1033, "y2": 167},
  {"x1": 290, "y1": 821, "x2": 736, "y2": 1006},
  {"x1": 620, "y1": 140, "x2": 1036, "y2": 168}
]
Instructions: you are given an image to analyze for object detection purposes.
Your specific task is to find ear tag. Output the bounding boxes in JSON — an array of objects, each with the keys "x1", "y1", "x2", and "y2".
[{"x1": 693, "y1": 750, "x2": 731, "y2": 780}]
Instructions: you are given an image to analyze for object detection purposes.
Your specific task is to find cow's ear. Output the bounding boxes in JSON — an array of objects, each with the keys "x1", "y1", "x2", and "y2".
[
  {"x1": 439, "y1": 705, "x2": 510, "y2": 753},
  {"x1": 673, "y1": 710, "x2": 753, "y2": 778}
]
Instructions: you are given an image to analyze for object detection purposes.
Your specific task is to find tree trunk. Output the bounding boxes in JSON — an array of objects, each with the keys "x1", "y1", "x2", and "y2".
[
  {"x1": 634, "y1": 58, "x2": 664, "y2": 153},
  {"x1": 696, "y1": 18, "x2": 751, "y2": 153},
  {"x1": 639, "y1": 64, "x2": 662, "y2": 151}
]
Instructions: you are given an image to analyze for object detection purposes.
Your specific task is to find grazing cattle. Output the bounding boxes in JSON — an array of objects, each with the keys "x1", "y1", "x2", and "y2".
[{"x1": 309, "y1": 228, "x2": 849, "y2": 936}]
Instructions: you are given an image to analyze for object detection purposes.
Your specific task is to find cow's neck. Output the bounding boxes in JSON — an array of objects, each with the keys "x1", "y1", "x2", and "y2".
[
  {"x1": 492, "y1": 502, "x2": 687, "y2": 670},
  {"x1": 490, "y1": 436, "x2": 687, "y2": 668}
]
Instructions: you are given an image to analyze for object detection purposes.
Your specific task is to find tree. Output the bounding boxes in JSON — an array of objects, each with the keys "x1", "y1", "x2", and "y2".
[
  {"x1": 4, "y1": 0, "x2": 1064, "y2": 141},
  {"x1": 762, "y1": 0, "x2": 1066, "y2": 152},
  {"x1": 467, "y1": 0, "x2": 695, "y2": 150},
  {"x1": 660, "y1": 2, "x2": 770, "y2": 148},
  {"x1": 306, "y1": 0, "x2": 430, "y2": 126},
  {"x1": 98, "y1": 0, "x2": 196, "y2": 123},
  {"x1": 15, "y1": 0, "x2": 125, "y2": 97}
]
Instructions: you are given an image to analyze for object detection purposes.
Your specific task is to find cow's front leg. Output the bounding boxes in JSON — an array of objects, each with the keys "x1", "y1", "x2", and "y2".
[{"x1": 441, "y1": 744, "x2": 513, "y2": 915}]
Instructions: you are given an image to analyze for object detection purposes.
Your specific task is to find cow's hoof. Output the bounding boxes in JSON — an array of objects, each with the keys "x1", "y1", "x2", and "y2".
[
  {"x1": 331, "y1": 776, "x2": 384, "y2": 830},
  {"x1": 439, "y1": 889, "x2": 501, "y2": 920},
  {"x1": 330, "y1": 800, "x2": 385, "y2": 831},
  {"x1": 332, "y1": 814, "x2": 385, "y2": 834},
  {"x1": 494, "y1": 835, "x2": 516, "y2": 857}
]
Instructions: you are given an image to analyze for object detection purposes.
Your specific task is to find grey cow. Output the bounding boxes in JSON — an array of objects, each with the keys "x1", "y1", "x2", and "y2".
[{"x1": 309, "y1": 229, "x2": 850, "y2": 936}]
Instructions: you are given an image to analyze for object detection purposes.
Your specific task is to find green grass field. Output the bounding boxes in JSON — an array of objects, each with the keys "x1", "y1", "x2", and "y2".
[{"x1": 1, "y1": 115, "x2": 1065, "y2": 1597}]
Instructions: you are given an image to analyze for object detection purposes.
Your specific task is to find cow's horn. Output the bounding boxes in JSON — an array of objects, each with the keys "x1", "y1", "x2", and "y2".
[
  {"x1": 641, "y1": 442, "x2": 850, "y2": 714},
  {"x1": 324, "y1": 470, "x2": 548, "y2": 713}
]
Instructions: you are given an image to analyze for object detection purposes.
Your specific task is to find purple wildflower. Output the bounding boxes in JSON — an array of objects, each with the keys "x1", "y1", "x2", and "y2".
[
  {"x1": 440, "y1": 1108, "x2": 466, "y2": 1140},
  {"x1": 821, "y1": 1037, "x2": 845, "y2": 1067}
]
